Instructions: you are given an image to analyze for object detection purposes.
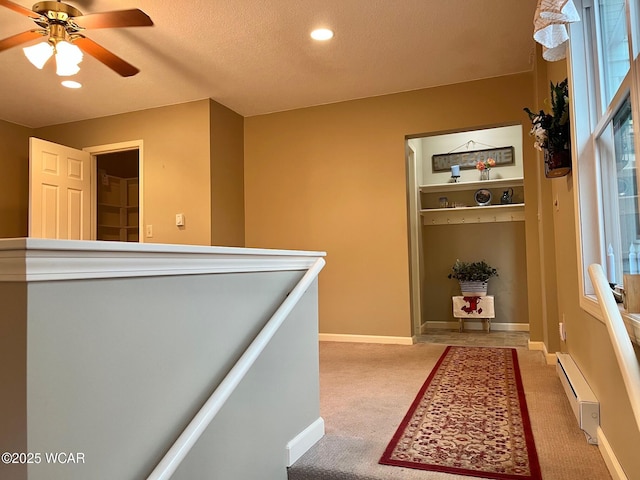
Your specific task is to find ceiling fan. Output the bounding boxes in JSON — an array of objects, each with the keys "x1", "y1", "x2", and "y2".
[{"x1": 0, "y1": 0, "x2": 153, "y2": 77}]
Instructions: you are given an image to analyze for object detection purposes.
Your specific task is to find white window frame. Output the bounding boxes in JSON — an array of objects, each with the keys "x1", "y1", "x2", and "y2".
[{"x1": 570, "y1": 0, "x2": 640, "y2": 341}]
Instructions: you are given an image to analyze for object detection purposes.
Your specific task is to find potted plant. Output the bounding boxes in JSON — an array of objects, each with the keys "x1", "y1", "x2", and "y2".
[
  {"x1": 448, "y1": 259, "x2": 498, "y2": 296},
  {"x1": 524, "y1": 78, "x2": 572, "y2": 178}
]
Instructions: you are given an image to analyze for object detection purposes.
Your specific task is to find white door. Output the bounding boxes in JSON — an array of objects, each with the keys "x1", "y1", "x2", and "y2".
[{"x1": 29, "y1": 137, "x2": 91, "y2": 239}]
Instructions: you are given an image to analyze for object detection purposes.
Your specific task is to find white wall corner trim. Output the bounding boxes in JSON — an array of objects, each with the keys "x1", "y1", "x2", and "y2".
[
  {"x1": 528, "y1": 341, "x2": 557, "y2": 365},
  {"x1": 0, "y1": 238, "x2": 326, "y2": 282},
  {"x1": 319, "y1": 334, "x2": 414, "y2": 345},
  {"x1": 286, "y1": 417, "x2": 325, "y2": 467},
  {"x1": 597, "y1": 427, "x2": 628, "y2": 480}
]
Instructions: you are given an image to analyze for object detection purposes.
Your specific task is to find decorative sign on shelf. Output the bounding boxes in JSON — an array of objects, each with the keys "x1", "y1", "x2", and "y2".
[{"x1": 432, "y1": 146, "x2": 515, "y2": 172}]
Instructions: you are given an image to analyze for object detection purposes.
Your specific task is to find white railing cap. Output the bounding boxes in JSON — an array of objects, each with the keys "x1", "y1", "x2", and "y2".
[{"x1": 0, "y1": 238, "x2": 326, "y2": 282}]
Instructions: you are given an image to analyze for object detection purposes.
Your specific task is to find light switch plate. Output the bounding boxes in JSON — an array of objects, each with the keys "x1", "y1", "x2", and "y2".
[{"x1": 176, "y1": 213, "x2": 185, "y2": 226}]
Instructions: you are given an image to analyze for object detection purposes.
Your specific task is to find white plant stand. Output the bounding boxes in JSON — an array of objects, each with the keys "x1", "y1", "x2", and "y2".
[{"x1": 452, "y1": 295, "x2": 495, "y2": 332}]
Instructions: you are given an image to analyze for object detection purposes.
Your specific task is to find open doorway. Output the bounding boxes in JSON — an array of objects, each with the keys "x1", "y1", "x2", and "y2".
[
  {"x1": 406, "y1": 124, "x2": 529, "y2": 337},
  {"x1": 85, "y1": 140, "x2": 144, "y2": 243},
  {"x1": 96, "y1": 150, "x2": 139, "y2": 242},
  {"x1": 27, "y1": 138, "x2": 143, "y2": 241}
]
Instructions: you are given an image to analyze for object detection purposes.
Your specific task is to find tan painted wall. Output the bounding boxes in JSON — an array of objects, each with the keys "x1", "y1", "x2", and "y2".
[
  {"x1": 0, "y1": 120, "x2": 32, "y2": 238},
  {"x1": 552, "y1": 137, "x2": 640, "y2": 478},
  {"x1": 245, "y1": 73, "x2": 541, "y2": 337},
  {"x1": 541, "y1": 59, "x2": 640, "y2": 476},
  {"x1": 210, "y1": 100, "x2": 245, "y2": 247},
  {"x1": 35, "y1": 101, "x2": 213, "y2": 245},
  {"x1": 522, "y1": 118, "x2": 545, "y2": 342},
  {"x1": 531, "y1": 49, "x2": 561, "y2": 352}
]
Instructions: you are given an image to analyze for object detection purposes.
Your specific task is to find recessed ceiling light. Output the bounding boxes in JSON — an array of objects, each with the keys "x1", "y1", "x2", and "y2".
[
  {"x1": 61, "y1": 80, "x2": 82, "y2": 89},
  {"x1": 311, "y1": 28, "x2": 334, "y2": 41}
]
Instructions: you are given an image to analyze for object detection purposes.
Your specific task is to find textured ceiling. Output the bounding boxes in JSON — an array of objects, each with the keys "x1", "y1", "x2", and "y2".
[{"x1": 0, "y1": 0, "x2": 538, "y2": 128}]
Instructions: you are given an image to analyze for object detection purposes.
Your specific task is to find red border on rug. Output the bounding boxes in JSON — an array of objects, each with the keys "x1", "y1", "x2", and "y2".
[{"x1": 379, "y1": 346, "x2": 542, "y2": 480}]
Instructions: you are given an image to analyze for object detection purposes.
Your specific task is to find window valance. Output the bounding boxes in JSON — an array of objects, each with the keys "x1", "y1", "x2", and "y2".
[{"x1": 533, "y1": 0, "x2": 580, "y2": 61}]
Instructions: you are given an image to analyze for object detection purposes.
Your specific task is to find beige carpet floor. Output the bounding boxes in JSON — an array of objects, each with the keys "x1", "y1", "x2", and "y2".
[{"x1": 288, "y1": 341, "x2": 611, "y2": 480}]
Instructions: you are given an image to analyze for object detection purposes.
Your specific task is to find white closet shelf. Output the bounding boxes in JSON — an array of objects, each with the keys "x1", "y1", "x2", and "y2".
[{"x1": 419, "y1": 177, "x2": 524, "y2": 193}]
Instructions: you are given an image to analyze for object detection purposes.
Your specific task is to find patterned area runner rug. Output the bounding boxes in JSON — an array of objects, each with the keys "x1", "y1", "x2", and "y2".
[{"x1": 380, "y1": 346, "x2": 542, "y2": 480}]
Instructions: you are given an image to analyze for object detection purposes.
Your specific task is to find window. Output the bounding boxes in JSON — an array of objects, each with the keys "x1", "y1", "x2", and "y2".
[
  {"x1": 570, "y1": 0, "x2": 640, "y2": 304},
  {"x1": 597, "y1": 0, "x2": 630, "y2": 105},
  {"x1": 600, "y1": 98, "x2": 637, "y2": 277}
]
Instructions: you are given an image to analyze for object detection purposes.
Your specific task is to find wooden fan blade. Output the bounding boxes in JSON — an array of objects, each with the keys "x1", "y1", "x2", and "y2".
[
  {"x1": 73, "y1": 36, "x2": 139, "y2": 77},
  {"x1": 0, "y1": 0, "x2": 37, "y2": 18},
  {"x1": 0, "y1": 30, "x2": 43, "y2": 52},
  {"x1": 73, "y1": 9, "x2": 153, "y2": 29}
]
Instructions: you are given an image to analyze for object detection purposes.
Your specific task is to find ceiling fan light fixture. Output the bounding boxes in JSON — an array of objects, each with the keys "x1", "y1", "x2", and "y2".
[
  {"x1": 2, "y1": 2, "x2": 153, "y2": 77},
  {"x1": 23, "y1": 41, "x2": 54, "y2": 69},
  {"x1": 54, "y1": 41, "x2": 83, "y2": 76},
  {"x1": 61, "y1": 80, "x2": 82, "y2": 89}
]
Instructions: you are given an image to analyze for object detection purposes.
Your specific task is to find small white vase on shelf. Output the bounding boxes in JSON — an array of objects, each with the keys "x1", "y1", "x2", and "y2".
[{"x1": 480, "y1": 169, "x2": 490, "y2": 181}]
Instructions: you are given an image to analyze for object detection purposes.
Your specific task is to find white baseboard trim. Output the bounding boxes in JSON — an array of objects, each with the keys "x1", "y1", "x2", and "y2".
[
  {"x1": 319, "y1": 334, "x2": 414, "y2": 345},
  {"x1": 597, "y1": 426, "x2": 628, "y2": 480},
  {"x1": 286, "y1": 417, "x2": 325, "y2": 467},
  {"x1": 528, "y1": 341, "x2": 557, "y2": 365},
  {"x1": 422, "y1": 321, "x2": 530, "y2": 332}
]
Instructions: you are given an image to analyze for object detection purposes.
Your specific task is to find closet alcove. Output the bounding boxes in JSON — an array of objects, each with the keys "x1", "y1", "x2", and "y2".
[
  {"x1": 407, "y1": 124, "x2": 529, "y2": 335},
  {"x1": 96, "y1": 150, "x2": 140, "y2": 242}
]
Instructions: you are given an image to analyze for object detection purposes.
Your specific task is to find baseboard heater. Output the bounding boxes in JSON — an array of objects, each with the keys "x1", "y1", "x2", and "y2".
[{"x1": 556, "y1": 353, "x2": 600, "y2": 444}]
